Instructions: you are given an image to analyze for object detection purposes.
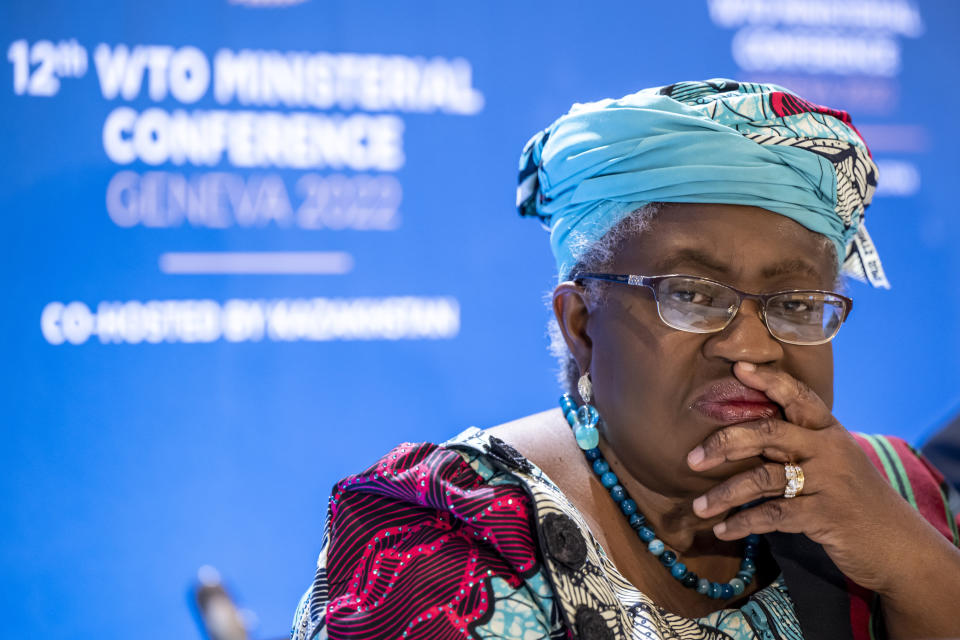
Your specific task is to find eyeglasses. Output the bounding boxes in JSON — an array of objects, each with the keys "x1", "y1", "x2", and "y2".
[{"x1": 571, "y1": 272, "x2": 853, "y2": 346}]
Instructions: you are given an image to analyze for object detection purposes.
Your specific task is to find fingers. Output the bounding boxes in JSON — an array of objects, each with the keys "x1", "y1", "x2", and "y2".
[
  {"x1": 712, "y1": 498, "x2": 807, "y2": 540},
  {"x1": 687, "y1": 418, "x2": 806, "y2": 470},
  {"x1": 692, "y1": 462, "x2": 804, "y2": 519},
  {"x1": 733, "y1": 362, "x2": 834, "y2": 429},
  {"x1": 686, "y1": 366, "x2": 841, "y2": 543}
]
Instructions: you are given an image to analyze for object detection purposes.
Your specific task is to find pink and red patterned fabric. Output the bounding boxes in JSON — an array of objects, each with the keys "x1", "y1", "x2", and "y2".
[{"x1": 324, "y1": 442, "x2": 542, "y2": 639}]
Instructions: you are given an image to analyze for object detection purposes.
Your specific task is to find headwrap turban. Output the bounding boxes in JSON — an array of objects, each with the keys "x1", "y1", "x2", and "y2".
[{"x1": 516, "y1": 79, "x2": 888, "y2": 288}]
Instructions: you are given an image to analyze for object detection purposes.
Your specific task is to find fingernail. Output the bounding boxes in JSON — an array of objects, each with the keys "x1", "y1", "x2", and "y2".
[
  {"x1": 693, "y1": 495, "x2": 708, "y2": 515},
  {"x1": 687, "y1": 446, "x2": 705, "y2": 466},
  {"x1": 713, "y1": 522, "x2": 727, "y2": 536},
  {"x1": 738, "y1": 362, "x2": 756, "y2": 372}
]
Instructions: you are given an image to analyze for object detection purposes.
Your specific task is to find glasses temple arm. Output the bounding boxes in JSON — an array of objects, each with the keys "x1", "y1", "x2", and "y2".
[{"x1": 571, "y1": 272, "x2": 632, "y2": 285}]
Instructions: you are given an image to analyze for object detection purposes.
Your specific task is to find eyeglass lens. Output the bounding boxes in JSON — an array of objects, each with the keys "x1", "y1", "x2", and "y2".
[
  {"x1": 653, "y1": 277, "x2": 846, "y2": 344},
  {"x1": 765, "y1": 292, "x2": 845, "y2": 344}
]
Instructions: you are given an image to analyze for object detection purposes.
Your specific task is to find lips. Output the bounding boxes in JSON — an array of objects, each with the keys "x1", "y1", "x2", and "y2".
[{"x1": 691, "y1": 378, "x2": 781, "y2": 425}]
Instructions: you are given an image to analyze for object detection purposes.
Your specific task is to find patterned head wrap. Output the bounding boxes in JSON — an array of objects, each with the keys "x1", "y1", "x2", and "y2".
[{"x1": 517, "y1": 79, "x2": 888, "y2": 288}]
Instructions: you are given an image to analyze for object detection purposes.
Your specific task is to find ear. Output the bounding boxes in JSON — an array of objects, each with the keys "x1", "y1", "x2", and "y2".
[{"x1": 552, "y1": 282, "x2": 593, "y2": 375}]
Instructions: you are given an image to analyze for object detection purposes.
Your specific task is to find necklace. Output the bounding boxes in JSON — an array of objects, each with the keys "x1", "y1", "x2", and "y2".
[{"x1": 560, "y1": 393, "x2": 758, "y2": 600}]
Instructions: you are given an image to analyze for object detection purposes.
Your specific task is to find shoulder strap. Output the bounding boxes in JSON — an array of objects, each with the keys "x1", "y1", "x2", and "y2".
[{"x1": 854, "y1": 433, "x2": 960, "y2": 546}]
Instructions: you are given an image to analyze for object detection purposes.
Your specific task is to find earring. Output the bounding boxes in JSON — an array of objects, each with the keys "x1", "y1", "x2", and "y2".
[
  {"x1": 578, "y1": 371, "x2": 593, "y2": 403},
  {"x1": 573, "y1": 371, "x2": 600, "y2": 450}
]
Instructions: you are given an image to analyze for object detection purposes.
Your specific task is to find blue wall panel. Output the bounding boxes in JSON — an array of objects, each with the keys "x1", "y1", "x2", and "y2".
[{"x1": 2, "y1": 1, "x2": 957, "y2": 637}]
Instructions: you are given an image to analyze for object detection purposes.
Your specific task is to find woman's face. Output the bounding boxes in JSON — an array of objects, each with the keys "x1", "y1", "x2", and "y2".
[{"x1": 575, "y1": 203, "x2": 838, "y2": 497}]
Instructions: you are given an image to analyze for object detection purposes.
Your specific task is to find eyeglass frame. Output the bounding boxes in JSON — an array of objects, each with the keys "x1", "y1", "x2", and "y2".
[{"x1": 569, "y1": 271, "x2": 854, "y2": 346}]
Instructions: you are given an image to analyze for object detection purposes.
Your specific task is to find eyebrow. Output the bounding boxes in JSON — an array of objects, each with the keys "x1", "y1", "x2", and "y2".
[
  {"x1": 651, "y1": 249, "x2": 824, "y2": 281},
  {"x1": 759, "y1": 258, "x2": 824, "y2": 280},
  {"x1": 652, "y1": 249, "x2": 730, "y2": 275}
]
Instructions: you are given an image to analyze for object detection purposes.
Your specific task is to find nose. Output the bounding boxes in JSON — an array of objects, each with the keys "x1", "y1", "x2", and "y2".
[{"x1": 702, "y1": 299, "x2": 784, "y2": 365}]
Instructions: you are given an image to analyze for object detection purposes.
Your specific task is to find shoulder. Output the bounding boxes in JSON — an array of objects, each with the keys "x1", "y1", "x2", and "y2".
[
  {"x1": 484, "y1": 407, "x2": 592, "y2": 491},
  {"x1": 483, "y1": 407, "x2": 566, "y2": 448},
  {"x1": 325, "y1": 435, "x2": 542, "y2": 574},
  {"x1": 853, "y1": 433, "x2": 960, "y2": 546},
  {"x1": 296, "y1": 432, "x2": 562, "y2": 640}
]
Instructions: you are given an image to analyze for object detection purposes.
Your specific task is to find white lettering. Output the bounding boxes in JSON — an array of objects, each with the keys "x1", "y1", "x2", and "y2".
[
  {"x1": 101, "y1": 107, "x2": 404, "y2": 170},
  {"x1": 105, "y1": 170, "x2": 140, "y2": 226},
  {"x1": 708, "y1": 0, "x2": 924, "y2": 37},
  {"x1": 94, "y1": 43, "x2": 211, "y2": 102},
  {"x1": 40, "y1": 302, "x2": 65, "y2": 345},
  {"x1": 102, "y1": 106, "x2": 137, "y2": 164},
  {"x1": 213, "y1": 48, "x2": 483, "y2": 114},
  {"x1": 41, "y1": 297, "x2": 460, "y2": 345},
  {"x1": 105, "y1": 171, "x2": 400, "y2": 230},
  {"x1": 169, "y1": 46, "x2": 210, "y2": 103},
  {"x1": 94, "y1": 43, "x2": 137, "y2": 99},
  {"x1": 732, "y1": 27, "x2": 900, "y2": 77},
  {"x1": 133, "y1": 108, "x2": 170, "y2": 165},
  {"x1": 145, "y1": 45, "x2": 173, "y2": 101},
  {"x1": 875, "y1": 159, "x2": 920, "y2": 197},
  {"x1": 61, "y1": 302, "x2": 94, "y2": 345}
]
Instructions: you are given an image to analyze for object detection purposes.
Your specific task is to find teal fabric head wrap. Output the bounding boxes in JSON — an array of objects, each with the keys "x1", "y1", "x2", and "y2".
[{"x1": 517, "y1": 79, "x2": 887, "y2": 288}]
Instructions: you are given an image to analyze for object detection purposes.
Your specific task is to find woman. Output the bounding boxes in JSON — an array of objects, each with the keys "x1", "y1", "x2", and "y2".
[{"x1": 291, "y1": 80, "x2": 960, "y2": 640}]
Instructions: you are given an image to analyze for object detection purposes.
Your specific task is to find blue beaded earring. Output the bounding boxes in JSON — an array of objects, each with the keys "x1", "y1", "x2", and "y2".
[{"x1": 570, "y1": 372, "x2": 600, "y2": 450}]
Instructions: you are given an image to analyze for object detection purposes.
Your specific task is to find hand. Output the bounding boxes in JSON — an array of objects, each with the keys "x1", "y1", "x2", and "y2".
[{"x1": 685, "y1": 361, "x2": 949, "y2": 598}]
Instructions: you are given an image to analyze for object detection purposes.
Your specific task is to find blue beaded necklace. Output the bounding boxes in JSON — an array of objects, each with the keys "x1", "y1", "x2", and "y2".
[{"x1": 560, "y1": 393, "x2": 758, "y2": 601}]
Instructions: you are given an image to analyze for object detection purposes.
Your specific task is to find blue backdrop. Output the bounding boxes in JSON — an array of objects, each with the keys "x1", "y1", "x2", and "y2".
[{"x1": 2, "y1": 1, "x2": 958, "y2": 638}]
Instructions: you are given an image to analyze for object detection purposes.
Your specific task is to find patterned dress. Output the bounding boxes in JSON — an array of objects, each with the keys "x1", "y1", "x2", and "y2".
[{"x1": 291, "y1": 428, "x2": 960, "y2": 640}]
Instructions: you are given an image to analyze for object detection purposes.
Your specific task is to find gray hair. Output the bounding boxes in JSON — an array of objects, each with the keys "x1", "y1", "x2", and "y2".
[{"x1": 546, "y1": 203, "x2": 662, "y2": 393}]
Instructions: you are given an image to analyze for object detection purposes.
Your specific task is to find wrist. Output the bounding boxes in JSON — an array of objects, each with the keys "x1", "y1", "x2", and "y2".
[{"x1": 875, "y1": 525, "x2": 960, "y2": 638}]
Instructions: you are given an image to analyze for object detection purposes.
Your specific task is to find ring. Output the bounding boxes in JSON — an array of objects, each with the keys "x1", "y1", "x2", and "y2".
[{"x1": 784, "y1": 463, "x2": 805, "y2": 499}]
